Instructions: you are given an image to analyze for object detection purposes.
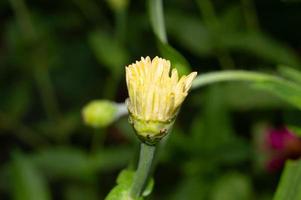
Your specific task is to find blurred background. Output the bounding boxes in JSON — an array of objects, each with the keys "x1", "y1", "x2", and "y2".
[{"x1": 1, "y1": 0, "x2": 301, "y2": 199}]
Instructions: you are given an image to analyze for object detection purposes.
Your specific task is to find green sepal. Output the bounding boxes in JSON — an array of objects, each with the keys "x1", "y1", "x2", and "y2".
[{"x1": 128, "y1": 114, "x2": 175, "y2": 145}]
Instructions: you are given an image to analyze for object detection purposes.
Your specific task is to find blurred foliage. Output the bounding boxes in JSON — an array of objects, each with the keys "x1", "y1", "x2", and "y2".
[{"x1": 1, "y1": 0, "x2": 301, "y2": 199}]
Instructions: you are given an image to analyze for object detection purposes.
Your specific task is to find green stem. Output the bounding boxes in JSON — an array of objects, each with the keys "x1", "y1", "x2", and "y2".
[
  {"x1": 192, "y1": 70, "x2": 282, "y2": 89},
  {"x1": 148, "y1": 0, "x2": 168, "y2": 44},
  {"x1": 130, "y1": 143, "x2": 156, "y2": 199}
]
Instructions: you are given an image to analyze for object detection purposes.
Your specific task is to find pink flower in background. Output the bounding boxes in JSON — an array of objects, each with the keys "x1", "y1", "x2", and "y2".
[{"x1": 264, "y1": 127, "x2": 301, "y2": 172}]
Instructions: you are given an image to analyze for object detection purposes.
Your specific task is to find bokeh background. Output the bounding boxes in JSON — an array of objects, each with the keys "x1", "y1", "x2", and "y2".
[{"x1": 1, "y1": 0, "x2": 301, "y2": 199}]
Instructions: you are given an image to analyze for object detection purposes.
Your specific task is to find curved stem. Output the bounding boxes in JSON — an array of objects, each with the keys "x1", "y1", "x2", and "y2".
[
  {"x1": 192, "y1": 70, "x2": 281, "y2": 89},
  {"x1": 130, "y1": 143, "x2": 156, "y2": 199},
  {"x1": 148, "y1": 0, "x2": 167, "y2": 44}
]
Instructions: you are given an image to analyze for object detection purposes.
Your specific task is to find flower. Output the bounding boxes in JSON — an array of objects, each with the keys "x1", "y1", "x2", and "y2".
[
  {"x1": 125, "y1": 56, "x2": 197, "y2": 144},
  {"x1": 254, "y1": 125, "x2": 301, "y2": 172},
  {"x1": 264, "y1": 127, "x2": 301, "y2": 172}
]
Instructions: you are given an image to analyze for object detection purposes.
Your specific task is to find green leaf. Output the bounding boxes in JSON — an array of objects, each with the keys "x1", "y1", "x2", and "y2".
[
  {"x1": 253, "y1": 79, "x2": 301, "y2": 110},
  {"x1": 273, "y1": 160, "x2": 301, "y2": 200},
  {"x1": 11, "y1": 152, "x2": 51, "y2": 200},
  {"x1": 105, "y1": 169, "x2": 153, "y2": 200},
  {"x1": 158, "y1": 40, "x2": 191, "y2": 75},
  {"x1": 116, "y1": 170, "x2": 135, "y2": 186},
  {"x1": 88, "y1": 30, "x2": 129, "y2": 75},
  {"x1": 278, "y1": 66, "x2": 301, "y2": 85}
]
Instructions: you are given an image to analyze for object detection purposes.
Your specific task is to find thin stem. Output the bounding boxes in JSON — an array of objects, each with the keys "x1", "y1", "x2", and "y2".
[
  {"x1": 191, "y1": 70, "x2": 282, "y2": 89},
  {"x1": 130, "y1": 143, "x2": 156, "y2": 199},
  {"x1": 148, "y1": 0, "x2": 168, "y2": 44}
]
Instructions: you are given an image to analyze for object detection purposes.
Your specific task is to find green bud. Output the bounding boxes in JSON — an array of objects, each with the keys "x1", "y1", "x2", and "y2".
[{"x1": 82, "y1": 100, "x2": 117, "y2": 128}]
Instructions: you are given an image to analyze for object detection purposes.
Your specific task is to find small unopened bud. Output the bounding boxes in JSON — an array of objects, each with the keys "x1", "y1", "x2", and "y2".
[{"x1": 82, "y1": 100, "x2": 127, "y2": 128}]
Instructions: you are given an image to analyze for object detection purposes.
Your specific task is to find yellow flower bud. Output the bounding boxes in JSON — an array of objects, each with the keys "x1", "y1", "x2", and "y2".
[
  {"x1": 125, "y1": 56, "x2": 197, "y2": 144},
  {"x1": 82, "y1": 100, "x2": 117, "y2": 128}
]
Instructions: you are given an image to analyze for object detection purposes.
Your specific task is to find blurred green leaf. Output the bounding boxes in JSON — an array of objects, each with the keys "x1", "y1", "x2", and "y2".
[
  {"x1": 253, "y1": 79, "x2": 301, "y2": 110},
  {"x1": 273, "y1": 160, "x2": 301, "y2": 200},
  {"x1": 165, "y1": 12, "x2": 212, "y2": 56},
  {"x1": 278, "y1": 66, "x2": 301, "y2": 84},
  {"x1": 31, "y1": 147, "x2": 131, "y2": 180},
  {"x1": 165, "y1": 11, "x2": 301, "y2": 66},
  {"x1": 158, "y1": 40, "x2": 190, "y2": 75},
  {"x1": 221, "y1": 32, "x2": 301, "y2": 67},
  {"x1": 88, "y1": 30, "x2": 129, "y2": 75},
  {"x1": 211, "y1": 173, "x2": 252, "y2": 200},
  {"x1": 218, "y1": 83, "x2": 284, "y2": 110},
  {"x1": 11, "y1": 152, "x2": 51, "y2": 200}
]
